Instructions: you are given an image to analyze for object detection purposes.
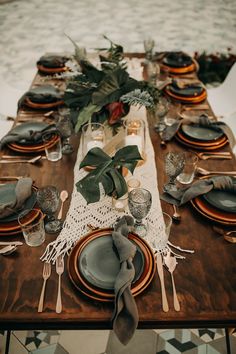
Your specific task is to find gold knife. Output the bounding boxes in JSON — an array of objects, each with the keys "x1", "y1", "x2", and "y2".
[{"x1": 156, "y1": 253, "x2": 169, "y2": 312}]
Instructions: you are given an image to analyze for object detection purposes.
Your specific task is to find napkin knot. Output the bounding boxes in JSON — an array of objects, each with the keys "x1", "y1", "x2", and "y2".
[
  {"x1": 212, "y1": 176, "x2": 236, "y2": 191},
  {"x1": 111, "y1": 216, "x2": 138, "y2": 346}
]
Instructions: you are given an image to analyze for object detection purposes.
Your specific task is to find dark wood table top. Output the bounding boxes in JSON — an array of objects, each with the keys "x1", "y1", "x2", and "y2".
[{"x1": 0, "y1": 57, "x2": 236, "y2": 331}]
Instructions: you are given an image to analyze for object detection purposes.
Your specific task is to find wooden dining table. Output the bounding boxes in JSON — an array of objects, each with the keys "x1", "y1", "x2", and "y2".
[{"x1": 0, "y1": 54, "x2": 235, "y2": 353}]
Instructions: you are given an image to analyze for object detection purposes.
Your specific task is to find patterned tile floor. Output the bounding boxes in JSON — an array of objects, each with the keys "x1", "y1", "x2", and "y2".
[
  {"x1": 0, "y1": 329, "x2": 236, "y2": 353},
  {"x1": 0, "y1": 0, "x2": 236, "y2": 353}
]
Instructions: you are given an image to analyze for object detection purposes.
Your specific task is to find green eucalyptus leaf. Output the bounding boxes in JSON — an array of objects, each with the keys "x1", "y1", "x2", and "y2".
[
  {"x1": 79, "y1": 147, "x2": 111, "y2": 168},
  {"x1": 108, "y1": 168, "x2": 127, "y2": 198},
  {"x1": 75, "y1": 104, "x2": 101, "y2": 132}
]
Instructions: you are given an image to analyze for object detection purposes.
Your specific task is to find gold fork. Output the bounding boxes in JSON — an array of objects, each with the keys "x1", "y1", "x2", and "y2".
[
  {"x1": 190, "y1": 151, "x2": 232, "y2": 160},
  {"x1": 38, "y1": 262, "x2": 51, "y2": 312},
  {"x1": 56, "y1": 255, "x2": 64, "y2": 313}
]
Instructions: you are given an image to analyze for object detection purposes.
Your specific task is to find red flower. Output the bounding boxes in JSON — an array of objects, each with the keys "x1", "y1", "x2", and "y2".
[{"x1": 106, "y1": 102, "x2": 127, "y2": 125}]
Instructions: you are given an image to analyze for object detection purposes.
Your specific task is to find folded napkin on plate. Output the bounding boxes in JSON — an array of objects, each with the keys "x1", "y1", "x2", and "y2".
[
  {"x1": 18, "y1": 85, "x2": 63, "y2": 110},
  {"x1": 164, "y1": 52, "x2": 192, "y2": 67},
  {"x1": 161, "y1": 114, "x2": 236, "y2": 148},
  {"x1": 172, "y1": 78, "x2": 203, "y2": 90},
  {"x1": 37, "y1": 55, "x2": 69, "y2": 68},
  {"x1": 111, "y1": 215, "x2": 138, "y2": 345},
  {"x1": 162, "y1": 176, "x2": 236, "y2": 206},
  {"x1": 0, "y1": 177, "x2": 33, "y2": 219},
  {"x1": 0, "y1": 124, "x2": 58, "y2": 150}
]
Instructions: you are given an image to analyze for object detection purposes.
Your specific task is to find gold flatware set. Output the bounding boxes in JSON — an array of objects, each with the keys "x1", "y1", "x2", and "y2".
[{"x1": 38, "y1": 256, "x2": 64, "y2": 313}]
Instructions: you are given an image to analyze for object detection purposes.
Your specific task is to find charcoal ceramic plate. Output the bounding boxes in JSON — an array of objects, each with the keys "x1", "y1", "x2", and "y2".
[
  {"x1": 181, "y1": 124, "x2": 223, "y2": 142},
  {"x1": 0, "y1": 184, "x2": 37, "y2": 223},
  {"x1": 203, "y1": 188, "x2": 236, "y2": 213},
  {"x1": 163, "y1": 52, "x2": 193, "y2": 68},
  {"x1": 78, "y1": 234, "x2": 144, "y2": 290},
  {"x1": 9, "y1": 122, "x2": 48, "y2": 145},
  {"x1": 169, "y1": 84, "x2": 204, "y2": 98}
]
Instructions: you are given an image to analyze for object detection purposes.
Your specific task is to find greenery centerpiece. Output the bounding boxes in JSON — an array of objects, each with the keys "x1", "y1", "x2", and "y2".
[{"x1": 64, "y1": 36, "x2": 160, "y2": 203}]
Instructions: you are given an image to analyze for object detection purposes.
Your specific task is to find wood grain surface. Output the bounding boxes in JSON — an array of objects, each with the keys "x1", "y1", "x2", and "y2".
[{"x1": 0, "y1": 56, "x2": 235, "y2": 330}]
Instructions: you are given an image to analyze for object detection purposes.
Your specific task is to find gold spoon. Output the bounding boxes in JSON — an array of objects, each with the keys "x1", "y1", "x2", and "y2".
[
  {"x1": 213, "y1": 226, "x2": 236, "y2": 243},
  {"x1": 196, "y1": 167, "x2": 236, "y2": 176},
  {"x1": 0, "y1": 245, "x2": 18, "y2": 256},
  {"x1": 172, "y1": 204, "x2": 181, "y2": 223},
  {"x1": 58, "y1": 190, "x2": 69, "y2": 220}
]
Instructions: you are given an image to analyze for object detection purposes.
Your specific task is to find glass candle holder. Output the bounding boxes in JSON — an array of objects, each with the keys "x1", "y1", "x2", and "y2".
[
  {"x1": 81, "y1": 122, "x2": 105, "y2": 157},
  {"x1": 127, "y1": 178, "x2": 141, "y2": 192},
  {"x1": 112, "y1": 193, "x2": 128, "y2": 212},
  {"x1": 124, "y1": 118, "x2": 145, "y2": 158}
]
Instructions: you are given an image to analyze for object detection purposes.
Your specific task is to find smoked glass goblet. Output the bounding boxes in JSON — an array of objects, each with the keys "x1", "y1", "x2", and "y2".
[
  {"x1": 56, "y1": 108, "x2": 74, "y2": 155},
  {"x1": 37, "y1": 186, "x2": 63, "y2": 233},
  {"x1": 128, "y1": 188, "x2": 152, "y2": 238}
]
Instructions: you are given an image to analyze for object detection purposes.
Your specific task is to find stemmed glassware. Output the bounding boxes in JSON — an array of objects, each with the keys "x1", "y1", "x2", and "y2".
[
  {"x1": 164, "y1": 152, "x2": 185, "y2": 192},
  {"x1": 37, "y1": 186, "x2": 63, "y2": 233},
  {"x1": 128, "y1": 188, "x2": 152, "y2": 237},
  {"x1": 155, "y1": 97, "x2": 170, "y2": 132},
  {"x1": 143, "y1": 38, "x2": 155, "y2": 61},
  {"x1": 56, "y1": 108, "x2": 74, "y2": 155}
]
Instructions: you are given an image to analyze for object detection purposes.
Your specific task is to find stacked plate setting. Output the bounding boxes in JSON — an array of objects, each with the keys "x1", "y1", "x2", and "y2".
[
  {"x1": 68, "y1": 228, "x2": 156, "y2": 302},
  {"x1": 161, "y1": 51, "x2": 197, "y2": 74},
  {"x1": 7, "y1": 122, "x2": 60, "y2": 153},
  {"x1": 191, "y1": 177, "x2": 236, "y2": 225},
  {"x1": 175, "y1": 123, "x2": 228, "y2": 150},
  {"x1": 0, "y1": 183, "x2": 39, "y2": 236}
]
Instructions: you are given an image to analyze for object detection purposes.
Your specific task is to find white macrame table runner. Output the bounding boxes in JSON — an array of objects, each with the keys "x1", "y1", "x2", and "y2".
[{"x1": 41, "y1": 58, "x2": 168, "y2": 263}]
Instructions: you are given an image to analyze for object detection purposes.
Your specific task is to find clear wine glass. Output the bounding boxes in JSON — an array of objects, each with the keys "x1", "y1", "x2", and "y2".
[
  {"x1": 56, "y1": 108, "x2": 74, "y2": 155},
  {"x1": 128, "y1": 188, "x2": 152, "y2": 238},
  {"x1": 36, "y1": 186, "x2": 63, "y2": 233}
]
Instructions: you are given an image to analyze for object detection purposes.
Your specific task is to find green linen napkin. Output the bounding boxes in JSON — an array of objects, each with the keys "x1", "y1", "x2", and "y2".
[
  {"x1": 18, "y1": 85, "x2": 63, "y2": 110},
  {"x1": 161, "y1": 114, "x2": 235, "y2": 148},
  {"x1": 111, "y1": 215, "x2": 138, "y2": 345},
  {"x1": 37, "y1": 55, "x2": 69, "y2": 69},
  {"x1": 161, "y1": 176, "x2": 236, "y2": 206},
  {"x1": 0, "y1": 177, "x2": 33, "y2": 219},
  {"x1": 0, "y1": 124, "x2": 58, "y2": 150}
]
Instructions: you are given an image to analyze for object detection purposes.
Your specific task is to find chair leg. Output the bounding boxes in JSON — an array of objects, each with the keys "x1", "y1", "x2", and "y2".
[
  {"x1": 225, "y1": 328, "x2": 232, "y2": 354},
  {"x1": 5, "y1": 331, "x2": 11, "y2": 354}
]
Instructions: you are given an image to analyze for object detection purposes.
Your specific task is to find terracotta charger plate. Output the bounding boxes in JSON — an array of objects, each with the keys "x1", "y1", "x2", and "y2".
[
  {"x1": 191, "y1": 197, "x2": 236, "y2": 225},
  {"x1": 0, "y1": 208, "x2": 41, "y2": 235},
  {"x1": 24, "y1": 97, "x2": 64, "y2": 110},
  {"x1": 68, "y1": 228, "x2": 156, "y2": 302},
  {"x1": 161, "y1": 62, "x2": 196, "y2": 74},
  {"x1": 165, "y1": 87, "x2": 207, "y2": 103},
  {"x1": 175, "y1": 129, "x2": 228, "y2": 151},
  {"x1": 191, "y1": 175, "x2": 236, "y2": 225},
  {"x1": 37, "y1": 64, "x2": 68, "y2": 74},
  {"x1": 8, "y1": 135, "x2": 60, "y2": 153}
]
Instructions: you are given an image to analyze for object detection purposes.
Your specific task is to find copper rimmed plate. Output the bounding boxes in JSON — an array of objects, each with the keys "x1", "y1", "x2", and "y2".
[
  {"x1": 68, "y1": 228, "x2": 155, "y2": 302},
  {"x1": 8, "y1": 135, "x2": 59, "y2": 153},
  {"x1": 191, "y1": 197, "x2": 236, "y2": 225},
  {"x1": 37, "y1": 64, "x2": 68, "y2": 74},
  {"x1": 175, "y1": 129, "x2": 228, "y2": 150},
  {"x1": 25, "y1": 97, "x2": 64, "y2": 110},
  {"x1": 165, "y1": 87, "x2": 207, "y2": 103},
  {"x1": 161, "y1": 63, "x2": 196, "y2": 74},
  {"x1": 0, "y1": 207, "x2": 41, "y2": 234}
]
